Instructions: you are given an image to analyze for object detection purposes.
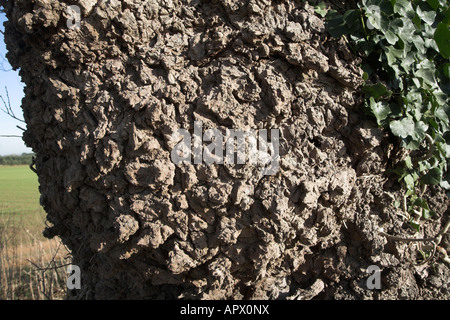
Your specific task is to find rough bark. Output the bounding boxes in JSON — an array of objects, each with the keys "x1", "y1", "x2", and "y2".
[{"x1": 1, "y1": 0, "x2": 448, "y2": 299}]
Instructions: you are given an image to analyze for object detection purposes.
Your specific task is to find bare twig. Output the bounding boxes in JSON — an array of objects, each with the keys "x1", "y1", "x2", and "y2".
[
  {"x1": 380, "y1": 217, "x2": 450, "y2": 265},
  {"x1": 27, "y1": 250, "x2": 72, "y2": 272},
  {"x1": 436, "y1": 246, "x2": 450, "y2": 265},
  {"x1": 379, "y1": 231, "x2": 435, "y2": 243},
  {"x1": 0, "y1": 50, "x2": 12, "y2": 72},
  {"x1": 0, "y1": 86, "x2": 25, "y2": 123},
  {"x1": 435, "y1": 219, "x2": 450, "y2": 246},
  {"x1": 27, "y1": 239, "x2": 72, "y2": 299}
]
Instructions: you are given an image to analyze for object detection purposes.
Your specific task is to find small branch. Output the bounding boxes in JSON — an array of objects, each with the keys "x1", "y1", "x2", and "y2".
[
  {"x1": 379, "y1": 231, "x2": 435, "y2": 243},
  {"x1": 0, "y1": 60, "x2": 12, "y2": 72},
  {"x1": 379, "y1": 230, "x2": 438, "y2": 265},
  {"x1": 380, "y1": 217, "x2": 450, "y2": 265},
  {"x1": 0, "y1": 86, "x2": 26, "y2": 123},
  {"x1": 402, "y1": 195, "x2": 407, "y2": 214},
  {"x1": 359, "y1": 9, "x2": 369, "y2": 41},
  {"x1": 0, "y1": 134, "x2": 22, "y2": 137},
  {"x1": 436, "y1": 246, "x2": 450, "y2": 265},
  {"x1": 27, "y1": 259, "x2": 73, "y2": 272},
  {"x1": 27, "y1": 241, "x2": 61, "y2": 271},
  {"x1": 27, "y1": 239, "x2": 73, "y2": 299},
  {"x1": 435, "y1": 219, "x2": 450, "y2": 245}
]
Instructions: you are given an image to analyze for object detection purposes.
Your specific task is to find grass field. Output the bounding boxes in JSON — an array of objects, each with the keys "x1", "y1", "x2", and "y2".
[
  {"x1": 0, "y1": 165, "x2": 71, "y2": 300},
  {"x1": 0, "y1": 165, "x2": 46, "y2": 242},
  {"x1": 0, "y1": 165, "x2": 41, "y2": 212}
]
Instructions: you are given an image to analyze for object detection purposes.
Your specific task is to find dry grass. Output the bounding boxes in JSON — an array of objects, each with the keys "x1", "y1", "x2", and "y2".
[
  {"x1": 0, "y1": 213, "x2": 72, "y2": 300},
  {"x1": 0, "y1": 165, "x2": 72, "y2": 300}
]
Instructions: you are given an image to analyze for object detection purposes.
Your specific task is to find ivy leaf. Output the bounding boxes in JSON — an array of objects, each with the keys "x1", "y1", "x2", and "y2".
[
  {"x1": 363, "y1": 0, "x2": 394, "y2": 15},
  {"x1": 390, "y1": 118, "x2": 415, "y2": 138},
  {"x1": 390, "y1": 118, "x2": 428, "y2": 148},
  {"x1": 442, "y1": 7, "x2": 450, "y2": 25},
  {"x1": 426, "y1": 0, "x2": 440, "y2": 10},
  {"x1": 384, "y1": 29, "x2": 399, "y2": 45},
  {"x1": 411, "y1": 121, "x2": 428, "y2": 142},
  {"x1": 411, "y1": 35, "x2": 426, "y2": 55},
  {"x1": 422, "y1": 208, "x2": 435, "y2": 219},
  {"x1": 414, "y1": 60, "x2": 437, "y2": 87},
  {"x1": 433, "y1": 90, "x2": 448, "y2": 105},
  {"x1": 422, "y1": 167, "x2": 442, "y2": 185},
  {"x1": 315, "y1": 1, "x2": 328, "y2": 18},
  {"x1": 413, "y1": 197, "x2": 433, "y2": 219},
  {"x1": 405, "y1": 155, "x2": 413, "y2": 169},
  {"x1": 443, "y1": 63, "x2": 450, "y2": 79},
  {"x1": 404, "y1": 137, "x2": 421, "y2": 150},
  {"x1": 437, "y1": 141, "x2": 450, "y2": 158},
  {"x1": 416, "y1": 4, "x2": 437, "y2": 25},
  {"x1": 410, "y1": 221, "x2": 421, "y2": 232},
  {"x1": 404, "y1": 174, "x2": 416, "y2": 190},
  {"x1": 435, "y1": 22, "x2": 450, "y2": 59},
  {"x1": 424, "y1": 37, "x2": 439, "y2": 52},
  {"x1": 326, "y1": 10, "x2": 362, "y2": 38},
  {"x1": 435, "y1": 105, "x2": 450, "y2": 123},
  {"x1": 441, "y1": 173, "x2": 450, "y2": 190},
  {"x1": 385, "y1": 46, "x2": 403, "y2": 65},
  {"x1": 366, "y1": 6, "x2": 383, "y2": 30},
  {"x1": 363, "y1": 0, "x2": 393, "y2": 31},
  {"x1": 369, "y1": 97, "x2": 391, "y2": 125},
  {"x1": 398, "y1": 17, "x2": 417, "y2": 45},
  {"x1": 363, "y1": 83, "x2": 392, "y2": 99},
  {"x1": 392, "y1": 0, "x2": 415, "y2": 19},
  {"x1": 400, "y1": 52, "x2": 416, "y2": 73}
]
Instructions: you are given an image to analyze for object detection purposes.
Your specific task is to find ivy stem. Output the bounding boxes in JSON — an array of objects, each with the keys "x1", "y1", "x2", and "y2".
[
  {"x1": 435, "y1": 219, "x2": 450, "y2": 245},
  {"x1": 420, "y1": 184, "x2": 427, "y2": 197},
  {"x1": 360, "y1": 9, "x2": 369, "y2": 41},
  {"x1": 379, "y1": 230, "x2": 435, "y2": 242},
  {"x1": 420, "y1": 134, "x2": 435, "y2": 162}
]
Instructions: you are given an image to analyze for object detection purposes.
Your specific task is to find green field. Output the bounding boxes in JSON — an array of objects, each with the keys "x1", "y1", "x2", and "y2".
[
  {"x1": 0, "y1": 165, "x2": 47, "y2": 243},
  {"x1": 0, "y1": 165, "x2": 41, "y2": 213}
]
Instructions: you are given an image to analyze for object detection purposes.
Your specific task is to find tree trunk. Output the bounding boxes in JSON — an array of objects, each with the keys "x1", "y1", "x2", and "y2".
[{"x1": 2, "y1": 0, "x2": 448, "y2": 299}]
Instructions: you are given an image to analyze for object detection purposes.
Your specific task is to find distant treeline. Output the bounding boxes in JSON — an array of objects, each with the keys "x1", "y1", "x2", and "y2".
[{"x1": 0, "y1": 153, "x2": 35, "y2": 165}]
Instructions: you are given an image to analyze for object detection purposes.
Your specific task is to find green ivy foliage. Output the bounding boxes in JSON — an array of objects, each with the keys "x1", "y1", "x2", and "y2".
[{"x1": 325, "y1": 0, "x2": 450, "y2": 225}]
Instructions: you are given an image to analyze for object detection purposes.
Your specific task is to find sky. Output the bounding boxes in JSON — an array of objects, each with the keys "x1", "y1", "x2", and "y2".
[{"x1": 0, "y1": 12, "x2": 33, "y2": 156}]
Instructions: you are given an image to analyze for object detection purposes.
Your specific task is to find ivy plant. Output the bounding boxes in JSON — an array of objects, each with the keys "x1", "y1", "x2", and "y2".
[{"x1": 325, "y1": 0, "x2": 450, "y2": 230}]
